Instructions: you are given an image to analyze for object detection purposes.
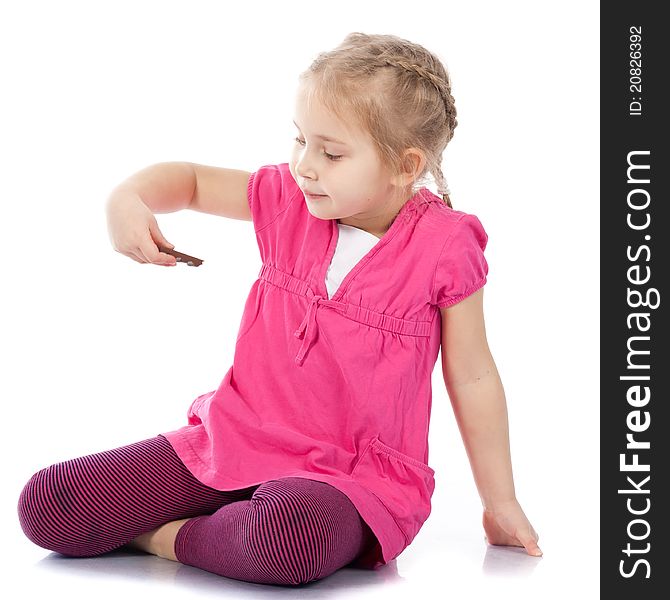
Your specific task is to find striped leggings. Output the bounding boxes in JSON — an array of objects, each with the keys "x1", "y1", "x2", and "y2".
[{"x1": 17, "y1": 434, "x2": 377, "y2": 587}]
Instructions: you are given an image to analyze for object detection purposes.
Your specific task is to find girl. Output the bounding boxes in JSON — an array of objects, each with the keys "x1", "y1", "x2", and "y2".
[{"x1": 18, "y1": 32, "x2": 541, "y2": 587}]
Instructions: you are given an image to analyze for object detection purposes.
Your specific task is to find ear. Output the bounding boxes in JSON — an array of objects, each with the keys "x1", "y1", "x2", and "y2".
[{"x1": 390, "y1": 148, "x2": 426, "y2": 187}]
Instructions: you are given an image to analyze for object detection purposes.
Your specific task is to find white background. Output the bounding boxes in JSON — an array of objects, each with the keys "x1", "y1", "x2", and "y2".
[{"x1": 1, "y1": 1, "x2": 599, "y2": 598}]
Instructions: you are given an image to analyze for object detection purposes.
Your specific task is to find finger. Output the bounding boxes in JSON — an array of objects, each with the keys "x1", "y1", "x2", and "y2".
[
  {"x1": 140, "y1": 238, "x2": 176, "y2": 266},
  {"x1": 136, "y1": 245, "x2": 153, "y2": 263},
  {"x1": 113, "y1": 244, "x2": 144, "y2": 264},
  {"x1": 518, "y1": 531, "x2": 543, "y2": 557},
  {"x1": 485, "y1": 531, "x2": 519, "y2": 548},
  {"x1": 122, "y1": 249, "x2": 146, "y2": 264},
  {"x1": 149, "y1": 221, "x2": 175, "y2": 251},
  {"x1": 120, "y1": 237, "x2": 150, "y2": 264}
]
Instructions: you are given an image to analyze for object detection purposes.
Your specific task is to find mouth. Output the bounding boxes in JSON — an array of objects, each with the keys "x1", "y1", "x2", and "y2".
[{"x1": 303, "y1": 191, "x2": 328, "y2": 199}]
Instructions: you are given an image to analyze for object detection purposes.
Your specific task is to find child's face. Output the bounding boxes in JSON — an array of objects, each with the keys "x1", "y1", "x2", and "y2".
[{"x1": 289, "y1": 82, "x2": 400, "y2": 230}]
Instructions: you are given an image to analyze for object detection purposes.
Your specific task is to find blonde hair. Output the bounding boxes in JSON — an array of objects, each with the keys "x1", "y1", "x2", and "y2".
[{"x1": 299, "y1": 32, "x2": 457, "y2": 208}]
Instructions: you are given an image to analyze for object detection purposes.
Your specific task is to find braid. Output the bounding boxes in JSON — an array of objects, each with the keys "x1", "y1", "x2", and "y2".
[
  {"x1": 379, "y1": 57, "x2": 456, "y2": 208},
  {"x1": 433, "y1": 154, "x2": 453, "y2": 208},
  {"x1": 379, "y1": 58, "x2": 457, "y2": 142}
]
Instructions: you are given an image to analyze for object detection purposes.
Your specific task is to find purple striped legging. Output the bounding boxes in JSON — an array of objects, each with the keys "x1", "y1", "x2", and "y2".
[{"x1": 17, "y1": 434, "x2": 377, "y2": 586}]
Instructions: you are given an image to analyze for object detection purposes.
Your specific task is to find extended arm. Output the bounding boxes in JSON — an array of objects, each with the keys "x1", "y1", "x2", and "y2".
[
  {"x1": 440, "y1": 288, "x2": 542, "y2": 556},
  {"x1": 108, "y1": 162, "x2": 252, "y2": 219},
  {"x1": 105, "y1": 162, "x2": 252, "y2": 266}
]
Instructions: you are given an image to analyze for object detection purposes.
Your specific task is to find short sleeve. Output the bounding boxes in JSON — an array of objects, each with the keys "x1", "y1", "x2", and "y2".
[
  {"x1": 247, "y1": 163, "x2": 299, "y2": 232},
  {"x1": 431, "y1": 213, "x2": 489, "y2": 308}
]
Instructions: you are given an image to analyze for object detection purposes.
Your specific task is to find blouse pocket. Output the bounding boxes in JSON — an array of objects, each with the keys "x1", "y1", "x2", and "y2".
[{"x1": 351, "y1": 435, "x2": 436, "y2": 545}]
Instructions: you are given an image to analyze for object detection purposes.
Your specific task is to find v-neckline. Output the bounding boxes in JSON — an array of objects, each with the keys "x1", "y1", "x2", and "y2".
[
  {"x1": 338, "y1": 222, "x2": 382, "y2": 242},
  {"x1": 319, "y1": 189, "x2": 426, "y2": 302}
]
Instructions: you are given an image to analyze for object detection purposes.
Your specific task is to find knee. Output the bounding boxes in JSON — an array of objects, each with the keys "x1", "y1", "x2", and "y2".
[
  {"x1": 17, "y1": 464, "x2": 85, "y2": 555},
  {"x1": 244, "y1": 498, "x2": 329, "y2": 585},
  {"x1": 18, "y1": 466, "x2": 57, "y2": 550},
  {"x1": 243, "y1": 478, "x2": 353, "y2": 586}
]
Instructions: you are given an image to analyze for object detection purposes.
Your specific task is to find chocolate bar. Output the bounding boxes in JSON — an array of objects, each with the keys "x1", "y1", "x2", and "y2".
[{"x1": 158, "y1": 247, "x2": 204, "y2": 267}]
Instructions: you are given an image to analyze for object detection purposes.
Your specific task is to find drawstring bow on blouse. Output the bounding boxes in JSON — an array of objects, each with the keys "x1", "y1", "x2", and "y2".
[{"x1": 293, "y1": 294, "x2": 347, "y2": 365}]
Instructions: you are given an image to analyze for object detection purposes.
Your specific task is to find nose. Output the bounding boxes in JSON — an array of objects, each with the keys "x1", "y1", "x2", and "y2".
[{"x1": 294, "y1": 149, "x2": 316, "y2": 182}]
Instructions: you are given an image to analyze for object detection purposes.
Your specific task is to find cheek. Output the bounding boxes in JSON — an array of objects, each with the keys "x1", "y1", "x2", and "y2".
[
  {"x1": 289, "y1": 147, "x2": 306, "y2": 174},
  {"x1": 288, "y1": 153, "x2": 299, "y2": 180}
]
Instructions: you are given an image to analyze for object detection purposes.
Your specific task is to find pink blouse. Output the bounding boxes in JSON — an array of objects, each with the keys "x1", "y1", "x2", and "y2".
[{"x1": 161, "y1": 162, "x2": 488, "y2": 568}]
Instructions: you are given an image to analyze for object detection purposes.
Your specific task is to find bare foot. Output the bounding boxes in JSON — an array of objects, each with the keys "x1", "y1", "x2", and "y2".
[
  {"x1": 128, "y1": 518, "x2": 193, "y2": 562},
  {"x1": 126, "y1": 530, "x2": 155, "y2": 554}
]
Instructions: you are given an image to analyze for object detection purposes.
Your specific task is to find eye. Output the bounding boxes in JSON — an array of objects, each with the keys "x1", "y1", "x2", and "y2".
[{"x1": 293, "y1": 137, "x2": 342, "y2": 162}]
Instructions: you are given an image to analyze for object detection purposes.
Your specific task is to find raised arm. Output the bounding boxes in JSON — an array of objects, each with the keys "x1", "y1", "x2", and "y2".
[
  {"x1": 109, "y1": 162, "x2": 252, "y2": 220},
  {"x1": 440, "y1": 288, "x2": 542, "y2": 557},
  {"x1": 105, "y1": 162, "x2": 252, "y2": 266}
]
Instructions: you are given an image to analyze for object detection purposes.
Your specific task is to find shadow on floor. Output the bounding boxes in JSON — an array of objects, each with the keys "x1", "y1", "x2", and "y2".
[
  {"x1": 482, "y1": 545, "x2": 543, "y2": 577},
  {"x1": 36, "y1": 547, "x2": 401, "y2": 597}
]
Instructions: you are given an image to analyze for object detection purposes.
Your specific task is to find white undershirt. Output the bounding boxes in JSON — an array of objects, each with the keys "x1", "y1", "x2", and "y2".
[{"x1": 325, "y1": 223, "x2": 380, "y2": 299}]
